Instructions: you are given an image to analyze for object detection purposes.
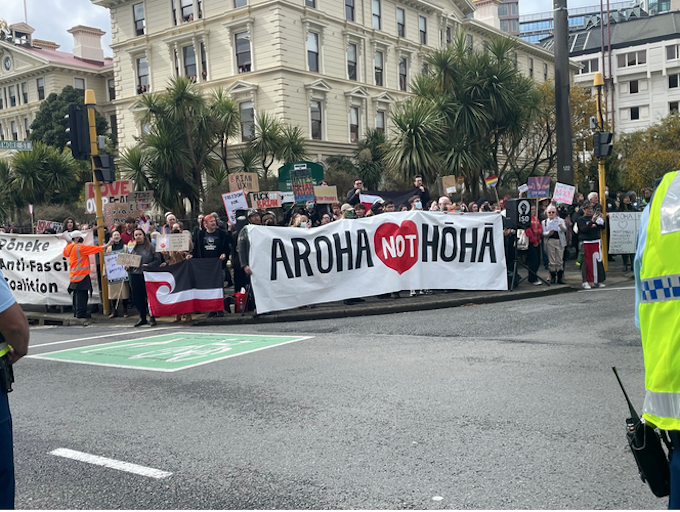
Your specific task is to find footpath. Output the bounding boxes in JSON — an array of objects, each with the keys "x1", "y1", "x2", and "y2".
[{"x1": 24, "y1": 258, "x2": 635, "y2": 327}]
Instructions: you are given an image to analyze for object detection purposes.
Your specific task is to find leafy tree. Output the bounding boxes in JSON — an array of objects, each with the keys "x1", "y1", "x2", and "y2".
[
  {"x1": 355, "y1": 128, "x2": 389, "y2": 190},
  {"x1": 29, "y1": 86, "x2": 108, "y2": 150}
]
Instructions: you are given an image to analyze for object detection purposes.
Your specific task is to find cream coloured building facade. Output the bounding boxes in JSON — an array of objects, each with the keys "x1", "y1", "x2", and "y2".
[
  {"x1": 94, "y1": 0, "x2": 567, "y2": 159},
  {"x1": 0, "y1": 23, "x2": 115, "y2": 147}
]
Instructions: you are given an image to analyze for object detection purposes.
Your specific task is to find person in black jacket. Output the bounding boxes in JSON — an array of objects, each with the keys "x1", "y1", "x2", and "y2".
[
  {"x1": 194, "y1": 214, "x2": 233, "y2": 316},
  {"x1": 576, "y1": 202, "x2": 606, "y2": 289},
  {"x1": 411, "y1": 175, "x2": 430, "y2": 205},
  {"x1": 346, "y1": 178, "x2": 363, "y2": 206},
  {"x1": 129, "y1": 229, "x2": 162, "y2": 326}
]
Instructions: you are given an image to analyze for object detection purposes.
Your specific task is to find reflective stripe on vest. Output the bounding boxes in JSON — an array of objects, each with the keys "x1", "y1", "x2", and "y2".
[
  {"x1": 639, "y1": 170, "x2": 680, "y2": 431},
  {"x1": 0, "y1": 342, "x2": 9, "y2": 358},
  {"x1": 69, "y1": 244, "x2": 91, "y2": 283}
]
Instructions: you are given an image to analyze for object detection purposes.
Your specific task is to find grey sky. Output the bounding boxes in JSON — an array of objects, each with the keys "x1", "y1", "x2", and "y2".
[{"x1": 2, "y1": 0, "x2": 604, "y2": 58}]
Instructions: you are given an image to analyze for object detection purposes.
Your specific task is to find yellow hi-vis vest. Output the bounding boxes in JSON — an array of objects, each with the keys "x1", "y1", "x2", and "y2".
[
  {"x1": 0, "y1": 341, "x2": 8, "y2": 358},
  {"x1": 639, "y1": 170, "x2": 680, "y2": 431}
]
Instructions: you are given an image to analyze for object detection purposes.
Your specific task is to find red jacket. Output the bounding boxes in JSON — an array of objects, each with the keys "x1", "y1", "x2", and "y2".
[{"x1": 526, "y1": 216, "x2": 542, "y2": 247}]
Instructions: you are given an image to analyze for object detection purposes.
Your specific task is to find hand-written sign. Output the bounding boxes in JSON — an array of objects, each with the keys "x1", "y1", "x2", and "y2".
[
  {"x1": 222, "y1": 190, "x2": 249, "y2": 224},
  {"x1": 229, "y1": 173, "x2": 260, "y2": 193},
  {"x1": 440, "y1": 175, "x2": 457, "y2": 195},
  {"x1": 36, "y1": 220, "x2": 63, "y2": 234},
  {"x1": 553, "y1": 182, "x2": 575, "y2": 205},
  {"x1": 527, "y1": 176, "x2": 551, "y2": 199},
  {"x1": 104, "y1": 252, "x2": 128, "y2": 282},
  {"x1": 313, "y1": 185, "x2": 338, "y2": 204},
  {"x1": 133, "y1": 190, "x2": 154, "y2": 210},
  {"x1": 250, "y1": 191, "x2": 281, "y2": 209},
  {"x1": 116, "y1": 252, "x2": 142, "y2": 267},
  {"x1": 85, "y1": 180, "x2": 134, "y2": 214},
  {"x1": 279, "y1": 191, "x2": 295, "y2": 204},
  {"x1": 291, "y1": 169, "x2": 314, "y2": 202},
  {"x1": 155, "y1": 233, "x2": 191, "y2": 252},
  {"x1": 609, "y1": 212, "x2": 642, "y2": 254}
]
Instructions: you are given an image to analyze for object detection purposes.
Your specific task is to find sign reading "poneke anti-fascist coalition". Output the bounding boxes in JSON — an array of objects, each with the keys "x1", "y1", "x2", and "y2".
[{"x1": 248, "y1": 211, "x2": 507, "y2": 313}]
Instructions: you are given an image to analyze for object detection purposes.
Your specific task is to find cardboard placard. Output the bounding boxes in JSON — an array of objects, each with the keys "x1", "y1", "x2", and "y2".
[
  {"x1": 250, "y1": 191, "x2": 282, "y2": 209},
  {"x1": 291, "y1": 169, "x2": 315, "y2": 202},
  {"x1": 104, "y1": 252, "x2": 128, "y2": 282},
  {"x1": 155, "y1": 233, "x2": 191, "y2": 252},
  {"x1": 609, "y1": 212, "x2": 642, "y2": 254},
  {"x1": 527, "y1": 176, "x2": 551, "y2": 199},
  {"x1": 441, "y1": 175, "x2": 457, "y2": 195},
  {"x1": 116, "y1": 252, "x2": 142, "y2": 267},
  {"x1": 36, "y1": 220, "x2": 63, "y2": 234},
  {"x1": 222, "y1": 190, "x2": 249, "y2": 224},
  {"x1": 228, "y1": 173, "x2": 260, "y2": 193},
  {"x1": 313, "y1": 185, "x2": 338, "y2": 204},
  {"x1": 553, "y1": 182, "x2": 575, "y2": 205},
  {"x1": 133, "y1": 190, "x2": 154, "y2": 210},
  {"x1": 85, "y1": 180, "x2": 135, "y2": 215}
]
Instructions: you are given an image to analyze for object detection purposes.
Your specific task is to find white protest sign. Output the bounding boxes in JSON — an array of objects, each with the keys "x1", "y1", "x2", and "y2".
[
  {"x1": 116, "y1": 252, "x2": 142, "y2": 267},
  {"x1": 518, "y1": 184, "x2": 529, "y2": 194},
  {"x1": 279, "y1": 191, "x2": 295, "y2": 204},
  {"x1": 609, "y1": 212, "x2": 642, "y2": 254},
  {"x1": 249, "y1": 211, "x2": 507, "y2": 313},
  {"x1": 313, "y1": 185, "x2": 338, "y2": 204},
  {"x1": 104, "y1": 252, "x2": 128, "y2": 282},
  {"x1": 0, "y1": 230, "x2": 99, "y2": 305},
  {"x1": 553, "y1": 182, "x2": 576, "y2": 204},
  {"x1": 36, "y1": 220, "x2": 63, "y2": 234},
  {"x1": 250, "y1": 191, "x2": 282, "y2": 209},
  {"x1": 446, "y1": 186, "x2": 457, "y2": 194},
  {"x1": 155, "y1": 233, "x2": 191, "y2": 252},
  {"x1": 221, "y1": 190, "x2": 249, "y2": 224}
]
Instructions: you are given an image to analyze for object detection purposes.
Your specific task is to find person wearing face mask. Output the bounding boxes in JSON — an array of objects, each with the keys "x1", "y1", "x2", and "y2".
[
  {"x1": 304, "y1": 200, "x2": 321, "y2": 226},
  {"x1": 128, "y1": 229, "x2": 162, "y2": 326},
  {"x1": 103, "y1": 230, "x2": 130, "y2": 318},
  {"x1": 409, "y1": 195, "x2": 423, "y2": 211}
]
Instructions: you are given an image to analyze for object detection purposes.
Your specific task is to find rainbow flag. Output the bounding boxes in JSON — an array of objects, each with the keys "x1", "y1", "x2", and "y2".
[{"x1": 485, "y1": 175, "x2": 499, "y2": 188}]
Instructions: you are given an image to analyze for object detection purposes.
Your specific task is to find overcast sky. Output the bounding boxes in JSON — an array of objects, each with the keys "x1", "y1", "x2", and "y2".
[{"x1": 2, "y1": 0, "x2": 600, "y2": 57}]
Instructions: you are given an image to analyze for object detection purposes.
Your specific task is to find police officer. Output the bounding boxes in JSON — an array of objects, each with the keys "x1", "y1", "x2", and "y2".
[
  {"x1": 634, "y1": 170, "x2": 680, "y2": 508},
  {"x1": 0, "y1": 269, "x2": 30, "y2": 509}
]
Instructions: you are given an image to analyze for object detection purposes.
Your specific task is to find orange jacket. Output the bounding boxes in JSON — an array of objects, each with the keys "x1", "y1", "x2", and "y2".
[{"x1": 63, "y1": 242, "x2": 103, "y2": 283}]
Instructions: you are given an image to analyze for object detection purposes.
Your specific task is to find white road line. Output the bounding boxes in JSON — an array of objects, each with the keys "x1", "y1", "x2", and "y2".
[
  {"x1": 31, "y1": 327, "x2": 176, "y2": 348},
  {"x1": 50, "y1": 448, "x2": 172, "y2": 479}
]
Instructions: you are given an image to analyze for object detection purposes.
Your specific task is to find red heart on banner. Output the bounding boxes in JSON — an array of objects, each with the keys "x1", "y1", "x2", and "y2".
[{"x1": 374, "y1": 221, "x2": 419, "y2": 274}]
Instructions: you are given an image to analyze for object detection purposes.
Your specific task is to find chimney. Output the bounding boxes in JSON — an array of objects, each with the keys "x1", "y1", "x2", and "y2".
[
  {"x1": 67, "y1": 25, "x2": 106, "y2": 63},
  {"x1": 32, "y1": 39, "x2": 60, "y2": 51},
  {"x1": 472, "y1": 0, "x2": 502, "y2": 30}
]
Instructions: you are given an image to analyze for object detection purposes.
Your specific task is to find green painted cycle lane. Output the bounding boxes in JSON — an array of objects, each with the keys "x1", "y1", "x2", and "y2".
[{"x1": 30, "y1": 332, "x2": 313, "y2": 372}]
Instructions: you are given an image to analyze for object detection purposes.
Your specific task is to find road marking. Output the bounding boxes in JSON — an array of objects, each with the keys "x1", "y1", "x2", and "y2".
[
  {"x1": 50, "y1": 448, "x2": 172, "y2": 479},
  {"x1": 30, "y1": 332, "x2": 314, "y2": 372},
  {"x1": 577, "y1": 285, "x2": 635, "y2": 293},
  {"x1": 30, "y1": 327, "x2": 176, "y2": 348}
]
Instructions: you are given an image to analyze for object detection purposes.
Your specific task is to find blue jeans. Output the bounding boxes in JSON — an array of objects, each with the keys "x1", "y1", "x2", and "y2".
[
  {"x1": 0, "y1": 391, "x2": 14, "y2": 509},
  {"x1": 670, "y1": 431, "x2": 680, "y2": 510}
]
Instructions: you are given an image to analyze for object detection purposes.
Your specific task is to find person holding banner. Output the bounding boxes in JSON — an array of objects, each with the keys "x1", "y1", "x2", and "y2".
[
  {"x1": 161, "y1": 222, "x2": 195, "y2": 322},
  {"x1": 129, "y1": 229, "x2": 162, "y2": 326},
  {"x1": 62, "y1": 230, "x2": 104, "y2": 319},
  {"x1": 103, "y1": 231, "x2": 130, "y2": 318},
  {"x1": 541, "y1": 205, "x2": 567, "y2": 284}
]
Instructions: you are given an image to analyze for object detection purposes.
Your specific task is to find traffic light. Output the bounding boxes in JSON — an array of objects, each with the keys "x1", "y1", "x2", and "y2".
[
  {"x1": 593, "y1": 131, "x2": 613, "y2": 158},
  {"x1": 65, "y1": 104, "x2": 90, "y2": 160},
  {"x1": 92, "y1": 154, "x2": 115, "y2": 183}
]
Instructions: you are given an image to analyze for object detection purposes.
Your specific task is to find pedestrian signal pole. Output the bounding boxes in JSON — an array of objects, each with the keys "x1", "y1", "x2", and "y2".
[
  {"x1": 593, "y1": 72, "x2": 612, "y2": 271},
  {"x1": 85, "y1": 90, "x2": 110, "y2": 315}
]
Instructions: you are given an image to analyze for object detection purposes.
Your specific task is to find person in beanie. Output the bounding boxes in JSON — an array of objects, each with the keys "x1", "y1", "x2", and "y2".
[{"x1": 62, "y1": 230, "x2": 103, "y2": 319}]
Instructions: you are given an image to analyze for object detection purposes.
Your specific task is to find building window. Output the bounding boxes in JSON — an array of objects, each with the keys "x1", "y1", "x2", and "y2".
[
  {"x1": 347, "y1": 43, "x2": 357, "y2": 80},
  {"x1": 74, "y1": 78, "x2": 85, "y2": 95},
  {"x1": 311, "y1": 100, "x2": 322, "y2": 140},
  {"x1": 372, "y1": 0, "x2": 381, "y2": 30},
  {"x1": 350, "y1": 107, "x2": 359, "y2": 142},
  {"x1": 307, "y1": 32, "x2": 319, "y2": 72},
  {"x1": 24, "y1": 118, "x2": 30, "y2": 136},
  {"x1": 133, "y1": 3, "x2": 146, "y2": 36},
  {"x1": 498, "y1": 3, "x2": 509, "y2": 15},
  {"x1": 0, "y1": 124, "x2": 3, "y2": 140},
  {"x1": 375, "y1": 111, "x2": 385, "y2": 133},
  {"x1": 235, "y1": 0, "x2": 247, "y2": 6},
  {"x1": 510, "y1": 2, "x2": 518, "y2": 14},
  {"x1": 200, "y1": 43, "x2": 207, "y2": 81},
  {"x1": 631, "y1": 106, "x2": 640, "y2": 120},
  {"x1": 345, "y1": 0, "x2": 354, "y2": 21},
  {"x1": 397, "y1": 8, "x2": 405, "y2": 37},
  {"x1": 528, "y1": 57, "x2": 534, "y2": 78},
  {"x1": 618, "y1": 50, "x2": 646, "y2": 68},
  {"x1": 306, "y1": 0, "x2": 315, "y2": 6},
  {"x1": 240, "y1": 101, "x2": 254, "y2": 141},
  {"x1": 667, "y1": 44, "x2": 679, "y2": 60},
  {"x1": 37, "y1": 77, "x2": 44, "y2": 100},
  {"x1": 136, "y1": 58, "x2": 149, "y2": 93},
  {"x1": 235, "y1": 32, "x2": 252, "y2": 73},
  {"x1": 421, "y1": 62, "x2": 429, "y2": 75},
  {"x1": 399, "y1": 57, "x2": 407, "y2": 91},
  {"x1": 419, "y1": 16, "x2": 427, "y2": 45},
  {"x1": 183, "y1": 45, "x2": 197, "y2": 79},
  {"x1": 9, "y1": 85, "x2": 16, "y2": 107},
  {"x1": 375, "y1": 51, "x2": 384, "y2": 86},
  {"x1": 108, "y1": 79, "x2": 116, "y2": 100},
  {"x1": 180, "y1": 0, "x2": 193, "y2": 22},
  {"x1": 671, "y1": 101, "x2": 679, "y2": 113},
  {"x1": 500, "y1": 20, "x2": 510, "y2": 32},
  {"x1": 446, "y1": 26, "x2": 451, "y2": 44},
  {"x1": 543, "y1": 62, "x2": 548, "y2": 81},
  {"x1": 21, "y1": 82, "x2": 27, "y2": 104},
  {"x1": 579, "y1": 58, "x2": 599, "y2": 74},
  {"x1": 629, "y1": 80, "x2": 639, "y2": 94},
  {"x1": 466, "y1": 34, "x2": 473, "y2": 51},
  {"x1": 11, "y1": 121, "x2": 18, "y2": 141},
  {"x1": 670, "y1": 74, "x2": 679, "y2": 88},
  {"x1": 110, "y1": 115, "x2": 117, "y2": 141}
]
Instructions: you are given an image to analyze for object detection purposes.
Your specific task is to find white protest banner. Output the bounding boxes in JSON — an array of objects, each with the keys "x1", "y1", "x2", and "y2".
[
  {"x1": 279, "y1": 191, "x2": 295, "y2": 204},
  {"x1": 553, "y1": 182, "x2": 576, "y2": 204},
  {"x1": 221, "y1": 190, "x2": 249, "y2": 224},
  {"x1": 116, "y1": 252, "x2": 142, "y2": 267},
  {"x1": 155, "y1": 233, "x2": 191, "y2": 252},
  {"x1": 0, "y1": 230, "x2": 100, "y2": 305},
  {"x1": 250, "y1": 191, "x2": 281, "y2": 209},
  {"x1": 609, "y1": 212, "x2": 642, "y2": 254},
  {"x1": 36, "y1": 220, "x2": 63, "y2": 234},
  {"x1": 249, "y1": 211, "x2": 507, "y2": 313},
  {"x1": 104, "y1": 252, "x2": 128, "y2": 282},
  {"x1": 313, "y1": 185, "x2": 338, "y2": 204}
]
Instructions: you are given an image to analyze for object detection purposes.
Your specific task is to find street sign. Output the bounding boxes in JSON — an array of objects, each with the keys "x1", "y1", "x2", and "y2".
[
  {"x1": 0, "y1": 140, "x2": 32, "y2": 151},
  {"x1": 30, "y1": 332, "x2": 313, "y2": 372}
]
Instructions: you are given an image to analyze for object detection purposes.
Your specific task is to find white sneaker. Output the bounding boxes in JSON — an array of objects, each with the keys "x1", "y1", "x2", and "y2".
[
  {"x1": 533, "y1": 281, "x2": 542, "y2": 286},
  {"x1": 582, "y1": 282, "x2": 592, "y2": 290},
  {"x1": 410, "y1": 290, "x2": 418, "y2": 297},
  {"x1": 595, "y1": 282, "x2": 606, "y2": 288}
]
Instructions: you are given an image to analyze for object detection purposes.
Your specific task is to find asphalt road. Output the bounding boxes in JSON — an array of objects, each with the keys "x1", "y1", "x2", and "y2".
[{"x1": 10, "y1": 283, "x2": 664, "y2": 509}]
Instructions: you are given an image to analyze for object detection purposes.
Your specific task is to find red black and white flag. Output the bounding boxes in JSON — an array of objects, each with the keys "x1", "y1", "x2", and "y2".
[
  {"x1": 144, "y1": 258, "x2": 224, "y2": 316},
  {"x1": 583, "y1": 240, "x2": 605, "y2": 284}
]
